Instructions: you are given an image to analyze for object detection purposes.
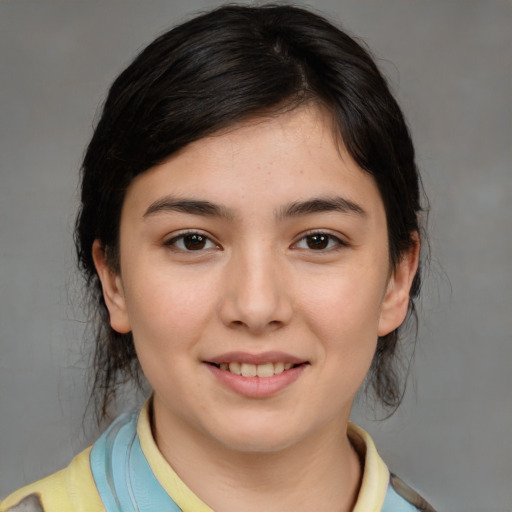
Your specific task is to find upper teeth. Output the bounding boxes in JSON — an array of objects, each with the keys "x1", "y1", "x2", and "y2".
[{"x1": 219, "y1": 362, "x2": 294, "y2": 377}]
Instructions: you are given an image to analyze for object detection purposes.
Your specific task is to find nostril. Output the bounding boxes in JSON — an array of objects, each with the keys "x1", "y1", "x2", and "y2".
[{"x1": 231, "y1": 320, "x2": 245, "y2": 327}]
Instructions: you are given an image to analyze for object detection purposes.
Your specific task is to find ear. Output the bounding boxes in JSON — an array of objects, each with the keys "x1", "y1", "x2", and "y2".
[
  {"x1": 378, "y1": 234, "x2": 420, "y2": 337},
  {"x1": 92, "y1": 239, "x2": 131, "y2": 334}
]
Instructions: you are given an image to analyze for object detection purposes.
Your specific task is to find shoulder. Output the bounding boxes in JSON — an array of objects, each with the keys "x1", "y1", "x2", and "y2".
[
  {"x1": 0, "y1": 447, "x2": 104, "y2": 512},
  {"x1": 382, "y1": 473, "x2": 437, "y2": 512},
  {"x1": 1, "y1": 411, "x2": 141, "y2": 512},
  {"x1": 347, "y1": 423, "x2": 437, "y2": 512}
]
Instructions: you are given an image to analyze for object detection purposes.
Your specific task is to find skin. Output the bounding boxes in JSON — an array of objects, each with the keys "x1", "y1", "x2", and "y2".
[{"x1": 93, "y1": 106, "x2": 419, "y2": 512}]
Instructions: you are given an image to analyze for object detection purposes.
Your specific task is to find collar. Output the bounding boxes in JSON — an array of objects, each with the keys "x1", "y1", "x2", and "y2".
[{"x1": 137, "y1": 401, "x2": 390, "y2": 512}]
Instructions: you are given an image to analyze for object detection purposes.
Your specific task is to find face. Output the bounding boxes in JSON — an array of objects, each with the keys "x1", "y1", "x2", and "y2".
[{"x1": 94, "y1": 106, "x2": 418, "y2": 454}]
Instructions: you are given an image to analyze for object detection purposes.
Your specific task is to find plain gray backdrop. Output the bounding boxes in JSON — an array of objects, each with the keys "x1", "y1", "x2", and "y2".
[{"x1": 1, "y1": 1, "x2": 511, "y2": 511}]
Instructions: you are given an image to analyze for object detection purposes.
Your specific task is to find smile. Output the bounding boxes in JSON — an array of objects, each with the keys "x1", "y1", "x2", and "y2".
[
  {"x1": 215, "y1": 362, "x2": 295, "y2": 377},
  {"x1": 205, "y1": 353, "x2": 308, "y2": 397}
]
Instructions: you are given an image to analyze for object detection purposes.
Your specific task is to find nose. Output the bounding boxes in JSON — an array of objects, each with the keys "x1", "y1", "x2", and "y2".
[{"x1": 218, "y1": 246, "x2": 293, "y2": 335}]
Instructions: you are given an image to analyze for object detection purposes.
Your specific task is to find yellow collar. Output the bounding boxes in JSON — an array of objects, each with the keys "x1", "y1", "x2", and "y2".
[{"x1": 137, "y1": 401, "x2": 389, "y2": 512}]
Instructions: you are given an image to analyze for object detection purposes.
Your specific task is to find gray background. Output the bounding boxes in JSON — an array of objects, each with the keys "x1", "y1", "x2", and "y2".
[{"x1": 1, "y1": 1, "x2": 511, "y2": 510}]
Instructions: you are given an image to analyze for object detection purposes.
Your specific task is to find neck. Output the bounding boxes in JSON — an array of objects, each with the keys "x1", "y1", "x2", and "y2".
[{"x1": 152, "y1": 404, "x2": 362, "y2": 512}]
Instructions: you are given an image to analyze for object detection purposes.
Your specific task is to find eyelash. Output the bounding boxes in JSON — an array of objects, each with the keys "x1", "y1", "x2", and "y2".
[
  {"x1": 164, "y1": 230, "x2": 347, "y2": 253},
  {"x1": 292, "y1": 231, "x2": 347, "y2": 252},
  {"x1": 164, "y1": 231, "x2": 219, "y2": 252}
]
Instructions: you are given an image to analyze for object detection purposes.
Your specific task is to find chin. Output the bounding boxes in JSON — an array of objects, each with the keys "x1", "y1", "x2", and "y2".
[
  {"x1": 204, "y1": 414, "x2": 311, "y2": 454},
  {"x1": 218, "y1": 431, "x2": 300, "y2": 454}
]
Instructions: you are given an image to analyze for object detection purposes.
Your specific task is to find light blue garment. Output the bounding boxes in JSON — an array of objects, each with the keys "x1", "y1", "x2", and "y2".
[
  {"x1": 90, "y1": 412, "x2": 182, "y2": 512},
  {"x1": 382, "y1": 482, "x2": 420, "y2": 512},
  {"x1": 89, "y1": 411, "x2": 431, "y2": 512}
]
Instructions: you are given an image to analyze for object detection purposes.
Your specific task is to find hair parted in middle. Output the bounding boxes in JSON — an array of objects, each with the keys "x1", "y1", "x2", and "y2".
[{"x1": 75, "y1": 4, "x2": 424, "y2": 420}]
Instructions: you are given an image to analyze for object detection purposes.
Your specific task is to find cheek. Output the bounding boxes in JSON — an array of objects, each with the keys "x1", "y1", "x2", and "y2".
[
  {"x1": 299, "y1": 267, "x2": 385, "y2": 375},
  {"x1": 123, "y1": 274, "x2": 214, "y2": 401},
  {"x1": 122, "y1": 269, "x2": 217, "y2": 356},
  {"x1": 302, "y1": 266, "x2": 387, "y2": 334}
]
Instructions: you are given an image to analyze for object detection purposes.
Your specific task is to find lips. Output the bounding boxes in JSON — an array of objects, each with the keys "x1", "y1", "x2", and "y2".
[{"x1": 205, "y1": 352, "x2": 308, "y2": 397}]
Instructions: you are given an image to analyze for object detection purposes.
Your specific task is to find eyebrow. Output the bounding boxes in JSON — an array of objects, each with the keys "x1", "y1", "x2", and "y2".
[
  {"x1": 278, "y1": 196, "x2": 367, "y2": 219},
  {"x1": 143, "y1": 197, "x2": 235, "y2": 220},
  {"x1": 143, "y1": 195, "x2": 366, "y2": 221}
]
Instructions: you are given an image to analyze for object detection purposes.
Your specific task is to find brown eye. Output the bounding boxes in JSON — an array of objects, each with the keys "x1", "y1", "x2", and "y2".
[
  {"x1": 294, "y1": 232, "x2": 345, "y2": 251},
  {"x1": 166, "y1": 232, "x2": 218, "y2": 251},
  {"x1": 183, "y1": 234, "x2": 207, "y2": 250},
  {"x1": 306, "y1": 234, "x2": 329, "y2": 250}
]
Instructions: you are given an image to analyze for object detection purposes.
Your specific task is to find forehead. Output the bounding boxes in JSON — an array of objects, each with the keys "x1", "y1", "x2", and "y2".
[{"x1": 122, "y1": 106, "x2": 383, "y2": 221}]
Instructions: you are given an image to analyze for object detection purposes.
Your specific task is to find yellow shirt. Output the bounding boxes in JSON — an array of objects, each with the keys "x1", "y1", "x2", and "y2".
[{"x1": 1, "y1": 402, "x2": 433, "y2": 512}]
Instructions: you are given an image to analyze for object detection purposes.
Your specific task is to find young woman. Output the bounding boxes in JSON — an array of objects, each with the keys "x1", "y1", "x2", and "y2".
[{"x1": 1, "y1": 5, "x2": 436, "y2": 512}]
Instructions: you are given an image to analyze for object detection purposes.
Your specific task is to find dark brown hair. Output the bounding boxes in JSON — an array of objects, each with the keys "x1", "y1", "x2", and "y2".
[{"x1": 75, "y1": 4, "x2": 425, "y2": 420}]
